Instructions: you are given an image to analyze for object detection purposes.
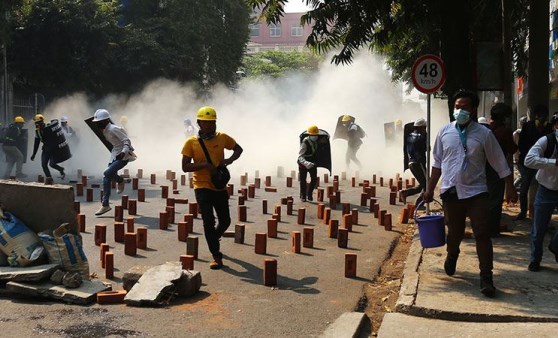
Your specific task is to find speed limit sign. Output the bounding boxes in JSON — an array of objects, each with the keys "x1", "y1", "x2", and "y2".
[{"x1": 411, "y1": 54, "x2": 446, "y2": 94}]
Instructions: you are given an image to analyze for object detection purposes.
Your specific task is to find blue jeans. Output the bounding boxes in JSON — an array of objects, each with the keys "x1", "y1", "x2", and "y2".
[
  {"x1": 195, "y1": 188, "x2": 231, "y2": 259},
  {"x1": 531, "y1": 185, "x2": 558, "y2": 263},
  {"x1": 102, "y1": 159, "x2": 128, "y2": 206}
]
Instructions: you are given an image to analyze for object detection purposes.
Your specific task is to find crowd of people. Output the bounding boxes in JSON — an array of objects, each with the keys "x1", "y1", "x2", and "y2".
[{"x1": 2, "y1": 91, "x2": 558, "y2": 291}]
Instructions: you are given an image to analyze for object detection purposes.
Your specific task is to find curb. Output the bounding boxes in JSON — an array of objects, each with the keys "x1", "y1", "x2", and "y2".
[{"x1": 320, "y1": 312, "x2": 370, "y2": 338}]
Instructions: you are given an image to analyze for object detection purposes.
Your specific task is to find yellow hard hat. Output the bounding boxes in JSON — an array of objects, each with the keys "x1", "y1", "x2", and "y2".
[
  {"x1": 341, "y1": 115, "x2": 351, "y2": 122},
  {"x1": 120, "y1": 115, "x2": 128, "y2": 123},
  {"x1": 14, "y1": 116, "x2": 25, "y2": 123},
  {"x1": 34, "y1": 114, "x2": 45, "y2": 122},
  {"x1": 197, "y1": 106, "x2": 217, "y2": 121},
  {"x1": 395, "y1": 119, "x2": 402, "y2": 126},
  {"x1": 307, "y1": 125, "x2": 319, "y2": 135}
]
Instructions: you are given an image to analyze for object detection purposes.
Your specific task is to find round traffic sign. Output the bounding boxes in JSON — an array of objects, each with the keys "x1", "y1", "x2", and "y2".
[{"x1": 411, "y1": 54, "x2": 446, "y2": 94}]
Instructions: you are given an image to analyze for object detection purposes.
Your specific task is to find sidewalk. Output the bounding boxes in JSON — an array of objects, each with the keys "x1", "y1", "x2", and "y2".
[{"x1": 378, "y1": 210, "x2": 558, "y2": 337}]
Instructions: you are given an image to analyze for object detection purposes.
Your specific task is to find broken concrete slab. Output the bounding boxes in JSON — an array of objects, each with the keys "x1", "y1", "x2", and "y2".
[
  {"x1": 6, "y1": 279, "x2": 111, "y2": 305},
  {"x1": 124, "y1": 262, "x2": 201, "y2": 307},
  {"x1": 175, "y1": 270, "x2": 202, "y2": 298},
  {"x1": 0, "y1": 263, "x2": 60, "y2": 283},
  {"x1": 122, "y1": 265, "x2": 151, "y2": 291}
]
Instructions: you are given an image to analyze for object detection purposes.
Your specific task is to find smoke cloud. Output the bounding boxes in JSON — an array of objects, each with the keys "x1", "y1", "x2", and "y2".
[{"x1": 24, "y1": 52, "x2": 450, "y2": 182}]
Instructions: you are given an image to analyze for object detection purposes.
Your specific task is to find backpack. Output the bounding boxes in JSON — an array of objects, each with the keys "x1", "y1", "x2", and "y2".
[
  {"x1": 0, "y1": 125, "x2": 10, "y2": 143},
  {"x1": 543, "y1": 133, "x2": 557, "y2": 159}
]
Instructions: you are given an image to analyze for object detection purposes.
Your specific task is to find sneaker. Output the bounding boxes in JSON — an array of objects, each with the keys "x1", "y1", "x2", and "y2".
[
  {"x1": 209, "y1": 257, "x2": 223, "y2": 270},
  {"x1": 300, "y1": 195, "x2": 306, "y2": 202},
  {"x1": 59, "y1": 170, "x2": 65, "y2": 180},
  {"x1": 480, "y1": 275, "x2": 496, "y2": 298},
  {"x1": 307, "y1": 195, "x2": 313, "y2": 202},
  {"x1": 444, "y1": 256, "x2": 458, "y2": 276},
  {"x1": 117, "y1": 181, "x2": 125, "y2": 194},
  {"x1": 515, "y1": 212, "x2": 527, "y2": 221},
  {"x1": 528, "y1": 261, "x2": 540, "y2": 272},
  {"x1": 95, "y1": 205, "x2": 112, "y2": 216}
]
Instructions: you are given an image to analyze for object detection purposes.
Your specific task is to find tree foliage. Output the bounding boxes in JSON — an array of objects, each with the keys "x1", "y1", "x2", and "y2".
[
  {"x1": 8, "y1": 0, "x2": 251, "y2": 98},
  {"x1": 242, "y1": 50, "x2": 323, "y2": 78},
  {"x1": 247, "y1": 0, "x2": 531, "y2": 99}
]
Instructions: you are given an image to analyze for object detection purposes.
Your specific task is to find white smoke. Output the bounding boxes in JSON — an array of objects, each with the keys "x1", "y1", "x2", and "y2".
[{"x1": 27, "y1": 52, "x2": 450, "y2": 182}]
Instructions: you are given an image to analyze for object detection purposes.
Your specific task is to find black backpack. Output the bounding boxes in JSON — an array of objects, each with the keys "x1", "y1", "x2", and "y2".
[{"x1": 543, "y1": 133, "x2": 557, "y2": 159}]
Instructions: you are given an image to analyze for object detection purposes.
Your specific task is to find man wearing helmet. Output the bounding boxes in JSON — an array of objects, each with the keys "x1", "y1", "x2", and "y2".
[
  {"x1": 181, "y1": 106, "x2": 243, "y2": 270},
  {"x1": 339, "y1": 114, "x2": 365, "y2": 170},
  {"x1": 400, "y1": 118, "x2": 427, "y2": 205},
  {"x1": 2, "y1": 116, "x2": 28, "y2": 179},
  {"x1": 298, "y1": 125, "x2": 320, "y2": 201},
  {"x1": 30, "y1": 114, "x2": 66, "y2": 181},
  {"x1": 91, "y1": 109, "x2": 137, "y2": 216}
]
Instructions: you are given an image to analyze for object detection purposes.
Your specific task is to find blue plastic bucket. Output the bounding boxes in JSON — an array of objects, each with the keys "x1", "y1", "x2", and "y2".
[{"x1": 415, "y1": 201, "x2": 446, "y2": 248}]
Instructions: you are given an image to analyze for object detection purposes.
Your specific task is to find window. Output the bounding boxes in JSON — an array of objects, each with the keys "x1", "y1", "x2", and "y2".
[
  {"x1": 269, "y1": 23, "x2": 281, "y2": 37},
  {"x1": 249, "y1": 23, "x2": 260, "y2": 37},
  {"x1": 291, "y1": 25, "x2": 303, "y2": 37}
]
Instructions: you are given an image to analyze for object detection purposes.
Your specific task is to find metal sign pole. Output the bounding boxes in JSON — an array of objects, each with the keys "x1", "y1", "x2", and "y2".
[{"x1": 426, "y1": 94, "x2": 431, "y2": 214}]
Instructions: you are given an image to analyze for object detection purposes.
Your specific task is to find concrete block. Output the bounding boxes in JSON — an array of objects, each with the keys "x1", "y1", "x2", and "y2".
[{"x1": 0, "y1": 180, "x2": 77, "y2": 234}]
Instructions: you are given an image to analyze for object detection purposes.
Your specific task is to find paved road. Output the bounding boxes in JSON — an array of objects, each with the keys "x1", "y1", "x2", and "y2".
[{"x1": 0, "y1": 168, "x2": 409, "y2": 337}]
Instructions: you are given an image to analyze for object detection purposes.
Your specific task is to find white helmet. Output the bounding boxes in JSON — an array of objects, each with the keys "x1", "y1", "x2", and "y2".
[
  {"x1": 414, "y1": 118, "x2": 427, "y2": 127},
  {"x1": 478, "y1": 116, "x2": 488, "y2": 125},
  {"x1": 184, "y1": 118, "x2": 191, "y2": 125},
  {"x1": 93, "y1": 109, "x2": 111, "y2": 122},
  {"x1": 60, "y1": 116, "x2": 68, "y2": 123}
]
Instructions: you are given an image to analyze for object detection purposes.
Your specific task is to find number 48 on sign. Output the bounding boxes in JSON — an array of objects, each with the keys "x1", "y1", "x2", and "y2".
[{"x1": 411, "y1": 54, "x2": 446, "y2": 94}]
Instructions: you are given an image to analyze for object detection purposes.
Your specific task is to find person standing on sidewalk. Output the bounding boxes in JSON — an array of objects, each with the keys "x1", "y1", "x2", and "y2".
[
  {"x1": 423, "y1": 89, "x2": 517, "y2": 298},
  {"x1": 181, "y1": 106, "x2": 243, "y2": 269},
  {"x1": 400, "y1": 118, "x2": 427, "y2": 206},
  {"x1": 2, "y1": 116, "x2": 28, "y2": 179},
  {"x1": 524, "y1": 113, "x2": 558, "y2": 271},
  {"x1": 298, "y1": 125, "x2": 320, "y2": 202},
  {"x1": 486, "y1": 103, "x2": 517, "y2": 237},
  {"x1": 92, "y1": 109, "x2": 137, "y2": 216},
  {"x1": 516, "y1": 104, "x2": 552, "y2": 220},
  {"x1": 30, "y1": 114, "x2": 66, "y2": 181}
]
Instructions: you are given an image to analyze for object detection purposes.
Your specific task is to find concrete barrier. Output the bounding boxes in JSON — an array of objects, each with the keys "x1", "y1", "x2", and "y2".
[{"x1": 0, "y1": 180, "x2": 77, "y2": 234}]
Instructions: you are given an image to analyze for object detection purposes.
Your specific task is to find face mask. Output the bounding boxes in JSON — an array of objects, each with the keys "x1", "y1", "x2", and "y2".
[
  {"x1": 198, "y1": 130, "x2": 215, "y2": 140},
  {"x1": 453, "y1": 109, "x2": 470, "y2": 125},
  {"x1": 309, "y1": 135, "x2": 318, "y2": 141}
]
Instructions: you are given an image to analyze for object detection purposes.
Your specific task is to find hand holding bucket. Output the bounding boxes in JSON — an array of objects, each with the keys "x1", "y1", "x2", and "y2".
[{"x1": 414, "y1": 200, "x2": 446, "y2": 248}]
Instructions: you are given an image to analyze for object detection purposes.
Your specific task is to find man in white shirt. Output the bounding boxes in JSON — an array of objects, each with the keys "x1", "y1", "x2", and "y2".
[
  {"x1": 424, "y1": 89, "x2": 517, "y2": 298},
  {"x1": 524, "y1": 114, "x2": 558, "y2": 271}
]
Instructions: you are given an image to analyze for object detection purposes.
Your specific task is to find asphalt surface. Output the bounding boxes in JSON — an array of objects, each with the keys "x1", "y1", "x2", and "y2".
[
  {"x1": 379, "y1": 206, "x2": 558, "y2": 337},
  {"x1": 0, "y1": 167, "x2": 409, "y2": 337}
]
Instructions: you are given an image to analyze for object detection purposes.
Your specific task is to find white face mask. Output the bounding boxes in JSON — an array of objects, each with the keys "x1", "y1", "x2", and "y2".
[
  {"x1": 309, "y1": 135, "x2": 318, "y2": 141},
  {"x1": 453, "y1": 109, "x2": 471, "y2": 125}
]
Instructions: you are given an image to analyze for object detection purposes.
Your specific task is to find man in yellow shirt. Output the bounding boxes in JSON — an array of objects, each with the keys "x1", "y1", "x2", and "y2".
[{"x1": 181, "y1": 106, "x2": 243, "y2": 269}]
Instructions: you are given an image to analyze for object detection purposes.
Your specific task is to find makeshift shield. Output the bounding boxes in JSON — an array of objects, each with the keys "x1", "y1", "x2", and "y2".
[
  {"x1": 403, "y1": 122, "x2": 414, "y2": 171},
  {"x1": 43, "y1": 119, "x2": 72, "y2": 164},
  {"x1": 384, "y1": 122, "x2": 395, "y2": 144},
  {"x1": 299, "y1": 129, "x2": 332, "y2": 174},
  {"x1": 333, "y1": 115, "x2": 355, "y2": 141},
  {"x1": 85, "y1": 116, "x2": 113, "y2": 152}
]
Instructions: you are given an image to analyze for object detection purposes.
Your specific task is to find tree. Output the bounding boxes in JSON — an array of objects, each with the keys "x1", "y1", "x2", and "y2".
[
  {"x1": 242, "y1": 50, "x2": 322, "y2": 78},
  {"x1": 8, "y1": 0, "x2": 251, "y2": 98},
  {"x1": 247, "y1": 0, "x2": 534, "y2": 113}
]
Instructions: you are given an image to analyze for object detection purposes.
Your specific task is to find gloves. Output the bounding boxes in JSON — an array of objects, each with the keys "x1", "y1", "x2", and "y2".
[{"x1": 302, "y1": 160, "x2": 315, "y2": 169}]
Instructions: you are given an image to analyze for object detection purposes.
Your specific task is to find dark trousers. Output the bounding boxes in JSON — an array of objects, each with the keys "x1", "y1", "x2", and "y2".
[
  {"x1": 299, "y1": 166, "x2": 317, "y2": 198},
  {"x1": 443, "y1": 193, "x2": 493, "y2": 276},
  {"x1": 195, "y1": 188, "x2": 231, "y2": 259},
  {"x1": 402, "y1": 162, "x2": 427, "y2": 198},
  {"x1": 41, "y1": 149, "x2": 64, "y2": 178},
  {"x1": 518, "y1": 163, "x2": 537, "y2": 214},
  {"x1": 486, "y1": 176, "x2": 505, "y2": 236}
]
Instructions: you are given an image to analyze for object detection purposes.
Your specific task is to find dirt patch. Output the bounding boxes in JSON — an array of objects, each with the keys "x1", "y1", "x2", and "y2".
[{"x1": 364, "y1": 223, "x2": 416, "y2": 336}]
